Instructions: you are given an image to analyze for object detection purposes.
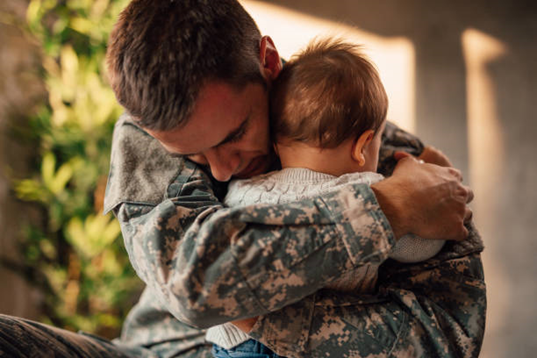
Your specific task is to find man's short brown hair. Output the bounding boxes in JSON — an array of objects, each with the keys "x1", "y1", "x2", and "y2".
[
  {"x1": 107, "y1": 0, "x2": 264, "y2": 131},
  {"x1": 270, "y1": 38, "x2": 388, "y2": 148}
]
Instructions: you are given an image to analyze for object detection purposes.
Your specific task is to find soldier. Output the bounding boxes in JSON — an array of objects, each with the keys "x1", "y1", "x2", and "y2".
[{"x1": 0, "y1": 0, "x2": 485, "y2": 357}]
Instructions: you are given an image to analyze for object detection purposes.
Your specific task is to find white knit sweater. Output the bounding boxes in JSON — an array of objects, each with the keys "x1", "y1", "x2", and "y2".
[{"x1": 206, "y1": 168, "x2": 445, "y2": 349}]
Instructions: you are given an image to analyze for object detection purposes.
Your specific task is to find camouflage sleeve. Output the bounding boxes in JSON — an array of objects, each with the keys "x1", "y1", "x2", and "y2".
[
  {"x1": 105, "y1": 117, "x2": 395, "y2": 329},
  {"x1": 247, "y1": 123, "x2": 486, "y2": 357},
  {"x1": 249, "y1": 233, "x2": 485, "y2": 358},
  {"x1": 379, "y1": 231, "x2": 486, "y2": 358},
  {"x1": 377, "y1": 121, "x2": 425, "y2": 176},
  {"x1": 375, "y1": 123, "x2": 486, "y2": 357}
]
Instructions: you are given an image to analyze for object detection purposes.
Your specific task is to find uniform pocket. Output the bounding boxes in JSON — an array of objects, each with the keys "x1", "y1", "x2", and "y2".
[{"x1": 248, "y1": 295, "x2": 316, "y2": 357}]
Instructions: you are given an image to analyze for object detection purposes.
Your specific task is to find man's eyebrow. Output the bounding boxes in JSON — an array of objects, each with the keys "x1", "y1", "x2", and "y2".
[{"x1": 165, "y1": 116, "x2": 250, "y2": 158}]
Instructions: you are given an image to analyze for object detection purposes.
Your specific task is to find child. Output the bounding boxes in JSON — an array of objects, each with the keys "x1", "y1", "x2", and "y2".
[{"x1": 207, "y1": 38, "x2": 445, "y2": 358}]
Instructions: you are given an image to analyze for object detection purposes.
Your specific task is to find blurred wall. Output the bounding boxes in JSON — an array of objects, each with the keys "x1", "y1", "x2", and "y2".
[
  {"x1": 0, "y1": 0, "x2": 43, "y2": 319},
  {"x1": 252, "y1": 1, "x2": 537, "y2": 357}
]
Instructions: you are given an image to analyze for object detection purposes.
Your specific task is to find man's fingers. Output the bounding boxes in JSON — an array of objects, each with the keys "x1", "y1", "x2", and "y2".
[
  {"x1": 448, "y1": 167, "x2": 463, "y2": 182},
  {"x1": 458, "y1": 224, "x2": 470, "y2": 241},
  {"x1": 393, "y1": 151, "x2": 412, "y2": 161},
  {"x1": 419, "y1": 146, "x2": 453, "y2": 167},
  {"x1": 464, "y1": 206, "x2": 473, "y2": 222},
  {"x1": 457, "y1": 184, "x2": 474, "y2": 204},
  {"x1": 466, "y1": 187, "x2": 474, "y2": 204}
]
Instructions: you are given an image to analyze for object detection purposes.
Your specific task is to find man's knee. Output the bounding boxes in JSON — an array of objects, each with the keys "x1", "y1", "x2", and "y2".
[{"x1": 0, "y1": 314, "x2": 132, "y2": 357}]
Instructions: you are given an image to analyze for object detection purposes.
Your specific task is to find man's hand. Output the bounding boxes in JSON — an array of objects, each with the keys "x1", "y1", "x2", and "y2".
[
  {"x1": 414, "y1": 146, "x2": 453, "y2": 167},
  {"x1": 372, "y1": 153, "x2": 473, "y2": 241}
]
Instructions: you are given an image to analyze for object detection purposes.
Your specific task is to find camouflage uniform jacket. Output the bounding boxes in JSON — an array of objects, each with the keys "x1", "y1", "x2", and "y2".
[{"x1": 104, "y1": 115, "x2": 486, "y2": 358}]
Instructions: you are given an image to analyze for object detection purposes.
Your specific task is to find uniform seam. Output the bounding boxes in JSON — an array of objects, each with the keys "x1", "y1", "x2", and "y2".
[
  {"x1": 388, "y1": 308, "x2": 409, "y2": 357},
  {"x1": 321, "y1": 188, "x2": 394, "y2": 268},
  {"x1": 230, "y1": 252, "x2": 273, "y2": 318},
  {"x1": 173, "y1": 163, "x2": 198, "y2": 198}
]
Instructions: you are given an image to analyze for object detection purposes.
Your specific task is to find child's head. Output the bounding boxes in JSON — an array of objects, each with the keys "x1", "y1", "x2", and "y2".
[{"x1": 270, "y1": 38, "x2": 388, "y2": 175}]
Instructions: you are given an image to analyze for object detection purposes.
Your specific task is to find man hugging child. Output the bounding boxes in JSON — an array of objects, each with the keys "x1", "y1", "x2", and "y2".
[{"x1": 207, "y1": 37, "x2": 445, "y2": 358}]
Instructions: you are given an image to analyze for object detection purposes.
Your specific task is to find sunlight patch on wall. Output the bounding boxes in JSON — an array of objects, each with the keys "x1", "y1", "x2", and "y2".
[
  {"x1": 241, "y1": 1, "x2": 416, "y2": 133},
  {"x1": 463, "y1": 28, "x2": 507, "y2": 190},
  {"x1": 462, "y1": 27, "x2": 508, "y2": 355}
]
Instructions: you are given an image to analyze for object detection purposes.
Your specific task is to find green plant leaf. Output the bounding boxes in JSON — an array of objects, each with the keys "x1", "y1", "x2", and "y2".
[
  {"x1": 50, "y1": 161, "x2": 74, "y2": 194},
  {"x1": 41, "y1": 151, "x2": 56, "y2": 188},
  {"x1": 12, "y1": 0, "x2": 140, "y2": 338},
  {"x1": 26, "y1": 0, "x2": 42, "y2": 27}
]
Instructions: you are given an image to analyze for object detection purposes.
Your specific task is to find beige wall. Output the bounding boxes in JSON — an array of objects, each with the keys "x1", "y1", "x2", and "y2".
[{"x1": 254, "y1": 1, "x2": 537, "y2": 357}]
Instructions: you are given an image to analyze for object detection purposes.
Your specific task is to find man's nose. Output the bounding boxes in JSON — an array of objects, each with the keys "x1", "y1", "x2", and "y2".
[{"x1": 206, "y1": 149, "x2": 240, "y2": 182}]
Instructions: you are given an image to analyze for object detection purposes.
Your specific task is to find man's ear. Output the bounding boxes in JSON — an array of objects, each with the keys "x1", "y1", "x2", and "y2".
[
  {"x1": 351, "y1": 130, "x2": 375, "y2": 166},
  {"x1": 259, "y1": 36, "x2": 282, "y2": 81},
  {"x1": 273, "y1": 142, "x2": 279, "y2": 157}
]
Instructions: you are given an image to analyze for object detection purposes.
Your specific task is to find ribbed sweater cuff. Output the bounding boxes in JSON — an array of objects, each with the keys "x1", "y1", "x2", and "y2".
[{"x1": 206, "y1": 323, "x2": 251, "y2": 349}]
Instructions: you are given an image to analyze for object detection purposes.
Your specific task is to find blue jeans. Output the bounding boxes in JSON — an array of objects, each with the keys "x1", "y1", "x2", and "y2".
[{"x1": 212, "y1": 339, "x2": 286, "y2": 358}]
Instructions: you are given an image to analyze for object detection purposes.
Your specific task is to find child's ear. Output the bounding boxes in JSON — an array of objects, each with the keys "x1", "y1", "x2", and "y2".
[
  {"x1": 273, "y1": 142, "x2": 279, "y2": 157},
  {"x1": 351, "y1": 130, "x2": 374, "y2": 167}
]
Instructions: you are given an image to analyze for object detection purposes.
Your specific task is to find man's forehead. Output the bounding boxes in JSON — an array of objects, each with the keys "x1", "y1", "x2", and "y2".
[
  {"x1": 146, "y1": 95, "x2": 247, "y2": 153},
  {"x1": 147, "y1": 127, "x2": 205, "y2": 155},
  {"x1": 146, "y1": 80, "x2": 267, "y2": 154},
  {"x1": 156, "y1": 116, "x2": 249, "y2": 156}
]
